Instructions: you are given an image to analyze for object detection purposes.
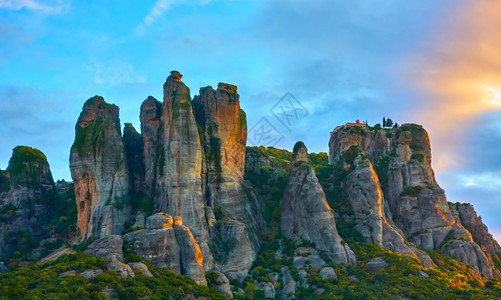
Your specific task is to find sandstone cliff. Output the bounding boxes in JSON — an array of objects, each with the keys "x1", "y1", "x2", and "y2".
[
  {"x1": 280, "y1": 142, "x2": 356, "y2": 264},
  {"x1": 329, "y1": 123, "x2": 500, "y2": 278},
  {"x1": 70, "y1": 96, "x2": 131, "y2": 239}
]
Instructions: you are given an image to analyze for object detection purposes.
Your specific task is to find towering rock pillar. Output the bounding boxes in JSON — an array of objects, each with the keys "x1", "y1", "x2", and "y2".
[
  {"x1": 280, "y1": 142, "x2": 356, "y2": 264},
  {"x1": 70, "y1": 96, "x2": 131, "y2": 239},
  {"x1": 140, "y1": 96, "x2": 161, "y2": 196},
  {"x1": 155, "y1": 71, "x2": 210, "y2": 264},
  {"x1": 193, "y1": 83, "x2": 265, "y2": 280}
]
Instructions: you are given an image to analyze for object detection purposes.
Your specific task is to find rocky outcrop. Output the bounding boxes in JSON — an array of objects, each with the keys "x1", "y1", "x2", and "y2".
[
  {"x1": 139, "y1": 96, "x2": 161, "y2": 196},
  {"x1": 280, "y1": 142, "x2": 355, "y2": 264},
  {"x1": 107, "y1": 256, "x2": 135, "y2": 278},
  {"x1": 338, "y1": 145, "x2": 417, "y2": 259},
  {"x1": 329, "y1": 123, "x2": 500, "y2": 278},
  {"x1": 123, "y1": 123, "x2": 144, "y2": 194},
  {"x1": 83, "y1": 234, "x2": 124, "y2": 261},
  {"x1": 70, "y1": 96, "x2": 131, "y2": 239},
  {"x1": 128, "y1": 262, "x2": 153, "y2": 277},
  {"x1": 124, "y1": 212, "x2": 206, "y2": 285},
  {"x1": 0, "y1": 146, "x2": 58, "y2": 256},
  {"x1": 450, "y1": 203, "x2": 501, "y2": 258}
]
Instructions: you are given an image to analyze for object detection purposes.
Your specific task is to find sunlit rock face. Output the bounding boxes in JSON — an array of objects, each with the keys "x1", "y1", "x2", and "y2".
[
  {"x1": 193, "y1": 83, "x2": 266, "y2": 280},
  {"x1": 0, "y1": 146, "x2": 58, "y2": 256},
  {"x1": 70, "y1": 96, "x2": 131, "y2": 239},
  {"x1": 124, "y1": 213, "x2": 206, "y2": 285},
  {"x1": 281, "y1": 142, "x2": 356, "y2": 264},
  {"x1": 329, "y1": 123, "x2": 500, "y2": 278}
]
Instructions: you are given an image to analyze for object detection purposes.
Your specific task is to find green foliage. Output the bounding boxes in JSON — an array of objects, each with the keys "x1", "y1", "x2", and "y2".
[
  {"x1": 0, "y1": 169, "x2": 10, "y2": 192},
  {"x1": 239, "y1": 109, "x2": 247, "y2": 127},
  {"x1": 340, "y1": 145, "x2": 362, "y2": 165},
  {"x1": 130, "y1": 190, "x2": 154, "y2": 217},
  {"x1": 72, "y1": 97, "x2": 120, "y2": 157},
  {"x1": 244, "y1": 166, "x2": 288, "y2": 228},
  {"x1": 292, "y1": 141, "x2": 305, "y2": 154},
  {"x1": 411, "y1": 152, "x2": 425, "y2": 162},
  {"x1": 0, "y1": 252, "x2": 225, "y2": 299},
  {"x1": 309, "y1": 152, "x2": 329, "y2": 168},
  {"x1": 400, "y1": 186, "x2": 423, "y2": 197},
  {"x1": 374, "y1": 156, "x2": 390, "y2": 196}
]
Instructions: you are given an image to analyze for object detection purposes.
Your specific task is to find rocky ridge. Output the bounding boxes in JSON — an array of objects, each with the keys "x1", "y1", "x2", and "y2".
[{"x1": 328, "y1": 123, "x2": 500, "y2": 279}]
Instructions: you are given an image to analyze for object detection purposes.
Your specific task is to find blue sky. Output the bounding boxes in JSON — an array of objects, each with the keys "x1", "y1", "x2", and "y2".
[{"x1": 1, "y1": 0, "x2": 501, "y2": 240}]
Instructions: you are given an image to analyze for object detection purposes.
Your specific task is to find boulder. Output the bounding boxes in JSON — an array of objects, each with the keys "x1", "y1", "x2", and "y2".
[
  {"x1": 107, "y1": 256, "x2": 135, "y2": 278},
  {"x1": 84, "y1": 235, "x2": 124, "y2": 261},
  {"x1": 319, "y1": 267, "x2": 337, "y2": 280},
  {"x1": 146, "y1": 213, "x2": 173, "y2": 229},
  {"x1": 128, "y1": 262, "x2": 153, "y2": 277},
  {"x1": 365, "y1": 257, "x2": 388, "y2": 273},
  {"x1": 255, "y1": 282, "x2": 275, "y2": 298},
  {"x1": 81, "y1": 269, "x2": 104, "y2": 279}
]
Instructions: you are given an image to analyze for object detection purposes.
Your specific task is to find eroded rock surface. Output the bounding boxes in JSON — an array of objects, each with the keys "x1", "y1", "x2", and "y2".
[
  {"x1": 70, "y1": 96, "x2": 131, "y2": 239},
  {"x1": 124, "y1": 213, "x2": 205, "y2": 284},
  {"x1": 328, "y1": 123, "x2": 500, "y2": 278},
  {"x1": 281, "y1": 142, "x2": 355, "y2": 264}
]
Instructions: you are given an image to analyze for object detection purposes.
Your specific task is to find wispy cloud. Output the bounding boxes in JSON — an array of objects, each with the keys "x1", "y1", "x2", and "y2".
[
  {"x1": 0, "y1": 0, "x2": 68, "y2": 13},
  {"x1": 87, "y1": 62, "x2": 146, "y2": 86},
  {"x1": 134, "y1": 0, "x2": 178, "y2": 35},
  {"x1": 133, "y1": 0, "x2": 213, "y2": 35}
]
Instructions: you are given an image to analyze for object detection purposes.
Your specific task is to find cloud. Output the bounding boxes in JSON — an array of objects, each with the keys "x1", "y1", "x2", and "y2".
[
  {"x1": 133, "y1": 0, "x2": 213, "y2": 35},
  {"x1": 134, "y1": 0, "x2": 178, "y2": 35},
  {"x1": 0, "y1": 0, "x2": 68, "y2": 13},
  {"x1": 87, "y1": 62, "x2": 146, "y2": 86},
  {"x1": 400, "y1": 0, "x2": 501, "y2": 172}
]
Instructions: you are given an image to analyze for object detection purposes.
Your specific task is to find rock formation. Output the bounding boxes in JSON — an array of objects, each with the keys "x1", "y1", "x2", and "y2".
[
  {"x1": 193, "y1": 83, "x2": 266, "y2": 280},
  {"x1": 280, "y1": 142, "x2": 356, "y2": 264},
  {"x1": 71, "y1": 71, "x2": 265, "y2": 282},
  {"x1": 153, "y1": 71, "x2": 210, "y2": 264},
  {"x1": 70, "y1": 96, "x2": 131, "y2": 239},
  {"x1": 124, "y1": 212, "x2": 206, "y2": 285},
  {"x1": 450, "y1": 203, "x2": 501, "y2": 258},
  {"x1": 329, "y1": 123, "x2": 500, "y2": 278},
  {"x1": 139, "y1": 96, "x2": 161, "y2": 196},
  {"x1": 123, "y1": 123, "x2": 145, "y2": 194},
  {"x1": 0, "y1": 146, "x2": 58, "y2": 256}
]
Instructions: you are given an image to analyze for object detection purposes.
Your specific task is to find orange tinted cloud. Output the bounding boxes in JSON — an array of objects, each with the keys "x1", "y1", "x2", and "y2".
[{"x1": 403, "y1": 0, "x2": 501, "y2": 171}]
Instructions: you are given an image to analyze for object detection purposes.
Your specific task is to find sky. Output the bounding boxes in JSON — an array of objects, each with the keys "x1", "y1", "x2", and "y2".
[{"x1": 1, "y1": 0, "x2": 501, "y2": 240}]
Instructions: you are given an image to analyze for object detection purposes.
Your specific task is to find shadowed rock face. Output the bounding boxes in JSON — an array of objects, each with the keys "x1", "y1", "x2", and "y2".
[
  {"x1": 70, "y1": 96, "x2": 131, "y2": 239},
  {"x1": 139, "y1": 96, "x2": 161, "y2": 196},
  {"x1": 123, "y1": 123, "x2": 144, "y2": 194},
  {"x1": 193, "y1": 83, "x2": 266, "y2": 280},
  {"x1": 0, "y1": 146, "x2": 58, "y2": 256},
  {"x1": 329, "y1": 123, "x2": 500, "y2": 278},
  {"x1": 124, "y1": 213, "x2": 206, "y2": 285},
  {"x1": 281, "y1": 142, "x2": 356, "y2": 264}
]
